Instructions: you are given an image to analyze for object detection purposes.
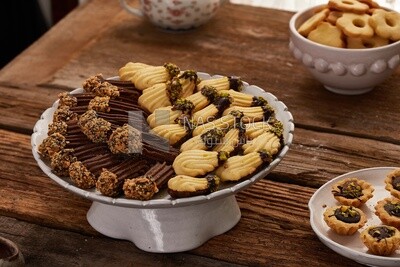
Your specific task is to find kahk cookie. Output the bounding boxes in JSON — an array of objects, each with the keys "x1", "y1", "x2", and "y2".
[{"x1": 308, "y1": 21, "x2": 345, "y2": 48}]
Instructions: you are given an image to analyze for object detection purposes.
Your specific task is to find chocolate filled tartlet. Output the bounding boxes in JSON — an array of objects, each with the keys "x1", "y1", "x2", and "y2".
[
  {"x1": 375, "y1": 197, "x2": 400, "y2": 229},
  {"x1": 384, "y1": 169, "x2": 400, "y2": 199},
  {"x1": 331, "y1": 178, "x2": 374, "y2": 207},
  {"x1": 323, "y1": 205, "x2": 367, "y2": 235},
  {"x1": 360, "y1": 225, "x2": 400, "y2": 256}
]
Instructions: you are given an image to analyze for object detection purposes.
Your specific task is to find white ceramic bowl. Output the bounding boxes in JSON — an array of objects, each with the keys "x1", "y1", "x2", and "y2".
[{"x1": 289, "y1": 5, "x2": 400, "y2": 95}]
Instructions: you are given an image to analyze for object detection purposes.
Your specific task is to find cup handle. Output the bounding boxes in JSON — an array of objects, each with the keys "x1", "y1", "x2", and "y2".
[{"x1": 119, "y1": 0, "x2": 143, "y2": 17}]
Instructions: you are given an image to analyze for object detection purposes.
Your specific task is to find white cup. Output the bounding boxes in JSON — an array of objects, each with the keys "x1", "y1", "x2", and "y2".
[{"x1": 119, "y1": 0, "x2": 225, "y2": 30}]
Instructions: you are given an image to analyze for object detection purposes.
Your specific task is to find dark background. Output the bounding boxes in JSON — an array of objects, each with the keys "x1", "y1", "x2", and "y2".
[{"x1": 0, "y1": 0, "x2": 78, "y2": 68}]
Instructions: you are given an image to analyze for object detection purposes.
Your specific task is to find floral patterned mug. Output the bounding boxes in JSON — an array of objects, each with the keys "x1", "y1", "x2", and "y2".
[{"x1": 119, "y1": 0, "x2": 226, "y2": 30}]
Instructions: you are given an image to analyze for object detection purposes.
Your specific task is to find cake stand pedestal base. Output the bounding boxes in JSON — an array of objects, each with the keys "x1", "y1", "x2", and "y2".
[{"x1": 87, "y1": 195, "x2": 241, "y2": 253}]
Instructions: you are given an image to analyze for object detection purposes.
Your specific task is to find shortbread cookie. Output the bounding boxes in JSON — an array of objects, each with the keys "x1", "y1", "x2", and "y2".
[
  {"x1": 298, "y1": 8, "x2": 330, "y2": 37},
  {"x1": 223, "y1": 105, "x2": 274, "y2": 123},
  {"x1": 326, "y1": 11, "x2": 343, "y2": 25},
  {"x1": 245, "y1": 119, "x2": 284, "y2": 140},
  {"x1": 180, "y1": 128, "x2": 225, "y2": 152},
  {"x1": 138, "y1": 83, "x2": 171, "y2": 113},
  {"x1": 118, "y1": 62, "x2": 150, "y2": 82},
  {"x1": 192, "y1": 94, "x2": 232, "y2": 125},
  {"x1": 130, "y1": 63, "x2": 180, "y2": 90},
  {"x1": 328, "y1": 0, "x2": 369, "y2": 14},
  {"x1": 151, "y1": 123, "x2": 190, "y2": 145},
  {"x1": 331, "y1": 177, "x2": 374, "y2": 207},
  {"x1": 196, "y1": 76, "x2": 243, "y2": 92},
  {"x1": 375, "y1": 197, "x2": 400, "y2": 229},
  {"x1": 384, "y1": 169, "x2": 400, "y2": 199},
  {"x1": 336, "y1": 13, "x2": 374, "y2": 38},
  {"x1": 215, "y1": 151, "x2": 272, "y2": 182},
  {"x1": 308, "y1": 21, "x2": 345, "y2": 48},
  {"x1": 323, "y1": 205, "x2": 367, "y2": 235},
  {"x1": 167, "y1": 174, "x2": 220, "y2": 198},
  {"x1": 347, "y1": 35, "x2": 389, "y2": 48},
  {"x1": 172, "y1": 150, "x2": 221, "y2": 177},
  {"x1": 360, "y1": 225, "x2": 400, "y2": 256},
  {"x1": 213, "y1": 127, "x2": 244, "y2": 154},
  {"x1": 369, "y1": 9, "x2": 400, "y2": 41},
  {"x1": 242, "y1": 131, "x2": 281, "y2": 156},
  {"x1": 185, "y1": 85, "x2": 218, "y2": 113},
  {"x1": 192, "y1": 110, "x2": 243, "y2": 136}
]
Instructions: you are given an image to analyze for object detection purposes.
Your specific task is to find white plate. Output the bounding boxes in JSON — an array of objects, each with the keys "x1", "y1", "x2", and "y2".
[
  {"x1": 309, "y1": 167, "x2": 400, "y2": 267},
  {"x1": 31, "y1": 72, "x2": 294, "y2": 209}
]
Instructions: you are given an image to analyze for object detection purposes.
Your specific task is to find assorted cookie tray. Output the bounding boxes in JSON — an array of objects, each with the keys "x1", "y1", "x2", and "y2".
[{"x1": 31, "y1": 63, "x2": 294, "y2": 208}]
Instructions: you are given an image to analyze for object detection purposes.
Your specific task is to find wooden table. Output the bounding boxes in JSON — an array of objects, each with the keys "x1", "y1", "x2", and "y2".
[{"x1": 1, "y1": 0, "x2": 399, "y2": 266}]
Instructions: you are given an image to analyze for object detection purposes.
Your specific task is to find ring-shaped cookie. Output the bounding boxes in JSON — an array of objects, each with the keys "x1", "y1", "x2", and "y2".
[
  {"x1": 370, "y1": 9, "x2": 400, "y2": 41},
  {"x1": 328, "y1": 0, "x2": 370, "y2": 14},
  {"x1": 336, "y1": 13, "x2": 374, "y2": 38}
]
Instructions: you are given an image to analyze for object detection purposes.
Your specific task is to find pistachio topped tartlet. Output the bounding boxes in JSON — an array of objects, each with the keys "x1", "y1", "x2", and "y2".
[
  {"x1": 384, "y1": 168, "x2": 400, "y2": 199},
  {"x1": 375, "y1": 197, "x2": 400, "y2": 229},
  {"x1": 323, "y1": 205, "x2": 367, "y2": 235},
  {"x1": 331, "y1": 178, "x2": 374, "y2": 207},
  {"x1": 360, "y1": 225, "x2": 400, "y2": 256}
]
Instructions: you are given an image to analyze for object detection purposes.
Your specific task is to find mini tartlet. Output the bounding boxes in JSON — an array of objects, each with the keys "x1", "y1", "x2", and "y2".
[
  {"x1": 384, "y1": 168, "x2": 400, "y2": 199},
  {"x1": 331, "y1": 177, "x2": 374, "y2": 207},
  {"x1": 375, "y1": 197, "x2": 400, "y2": 229},
  {"x1": 360, "y1": 225, "x2": 400, "y2": 256},
  {"x1": 323, "y1": 205, "x2": 367, "y2": 235}
]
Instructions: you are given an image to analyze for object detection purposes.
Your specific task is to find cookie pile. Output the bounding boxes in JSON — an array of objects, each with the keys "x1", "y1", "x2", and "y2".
[
  {"x1": 298, "y1": 0, "x2": 400, "y2": 48},
  {"x1": 323, "y1": 169, "x2": 400, "y2": 256},
  {"x1": 38, "y1": 62, "x2": 285, "y2": 200}
]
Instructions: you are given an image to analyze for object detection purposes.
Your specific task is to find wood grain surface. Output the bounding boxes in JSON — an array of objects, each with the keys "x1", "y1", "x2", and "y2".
[{"x1": 0, "y1": 0, "x2": 399, "y2": 266}]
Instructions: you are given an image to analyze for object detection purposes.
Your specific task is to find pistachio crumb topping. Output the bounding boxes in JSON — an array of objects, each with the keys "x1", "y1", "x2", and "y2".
[
  {"x1": 333, "y1": 180, "x2": 363, "y2": 199},
  {"x1": 166, "y1": 77, "x2": 183, "y2": 104},
  {"x1": 330, "y1": 206, "x2": 361, "y2": 223},
  {"x1": 201, "y1": 128, "x2": 225, "y2": 149},
  {"x1": 163, "y1": 63, "x2": 180, "y2": 78},
  {"x1": 200, "y1": 85, "x2": 218, "y2": 102},
  {"x1": 173, "y1": 99, "x2": 195, "y2": 114},
  {"x1": 369, "y1": 226, "x2": 395, "y2": 241},
  {"x1": 179, "y1": 70, "x2": 198, "y2": 83},
  {"x1": 384, "y1": 201, "x2": 400, "y2": 217}
]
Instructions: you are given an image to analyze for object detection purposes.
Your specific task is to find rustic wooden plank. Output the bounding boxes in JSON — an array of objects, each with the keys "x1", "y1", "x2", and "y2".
[
  {"x1": 0, "y1": 0, "x2": 122, "y2": 87},
  {"x1": 0, "y1": 129, "x2": 383, "y2": 266},
  {"x1": 0, "y1": 216, "x2": 244, "y2": 267},
  {"x1": 0, "y1": 85, "x2": 65, "y2": 134}
]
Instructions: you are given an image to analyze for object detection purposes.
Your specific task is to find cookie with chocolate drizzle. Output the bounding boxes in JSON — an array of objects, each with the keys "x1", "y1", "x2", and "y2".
[{"x1": 323, "y1": 205, "x2": 367, "y2": 235}]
